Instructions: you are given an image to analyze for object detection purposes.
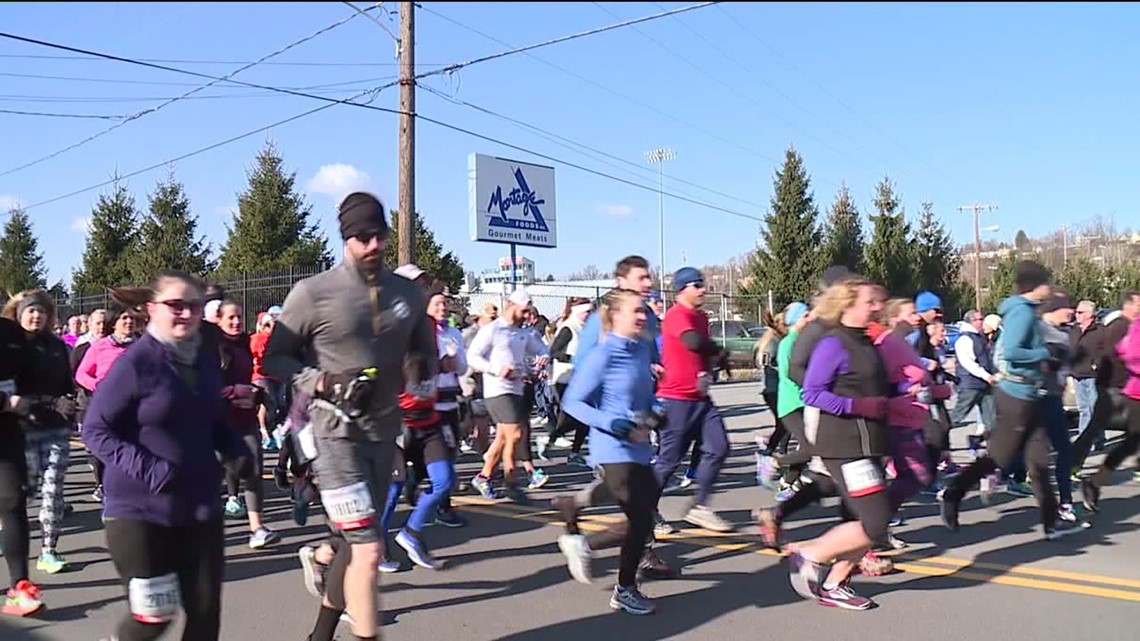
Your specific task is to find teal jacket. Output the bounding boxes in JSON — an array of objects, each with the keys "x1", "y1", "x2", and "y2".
[{"x1": 995, "y1": 295, "x2": 1051, "y2": 401}]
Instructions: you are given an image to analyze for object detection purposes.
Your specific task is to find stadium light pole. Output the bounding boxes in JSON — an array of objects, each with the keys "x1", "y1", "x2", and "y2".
[{"x1": 645, "y1": 146, "x2": 676, "y2": 296}]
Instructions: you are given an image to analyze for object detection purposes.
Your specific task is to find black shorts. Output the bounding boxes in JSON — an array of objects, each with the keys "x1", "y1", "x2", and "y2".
[
  {"x1": 403, "y1": 423, "x2": 451, "y2": 469},
  {"x1": 485, "y1": 394, "x2": 528, "y2": 425},
  {"x1": 821, "y1": 457, "x2": 891, "y2": 544}
]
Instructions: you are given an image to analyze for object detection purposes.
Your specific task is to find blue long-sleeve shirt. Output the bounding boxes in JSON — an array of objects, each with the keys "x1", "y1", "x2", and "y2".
[
  {"x1": 996, "y1": 295, "x2": 1051, "y2": 400},
  {"x1": 562, "y1": 332, "x2": 656, "y2": 467},
  {"x1": 82, "y1": 334, "x2": 248, "y2": 527},
  {"x1": 572, "y1": 302, "x2": 661, "y2": 368}
]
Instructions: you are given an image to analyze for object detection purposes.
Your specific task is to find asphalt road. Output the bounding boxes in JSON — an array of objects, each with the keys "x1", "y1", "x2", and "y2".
[{"x1": 4, "y1": 380, "x2": 1140, "y2": 640}]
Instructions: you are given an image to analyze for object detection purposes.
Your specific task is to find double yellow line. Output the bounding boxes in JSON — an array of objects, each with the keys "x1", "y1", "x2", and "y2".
[{"x1": 451, "y1": 495, "x2": 1140, "y2": 603}]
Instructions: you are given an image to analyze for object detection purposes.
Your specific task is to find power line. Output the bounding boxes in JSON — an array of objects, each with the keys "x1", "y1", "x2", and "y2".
[
  {"x1": 0, "y1": 71, "x2": 396, "y2": 89},
  {"x1": 418, "y1": 4, "x2": 780, "y2": 165},
  {"x1": 0, "y1": 4, "x2": 378, "y2": 178},
  {"x1": 0, "y1": 53, "x2": 422, "y2": 67},
  {"x1": 421, "y1": 84, "x2": 762, "y2": 210},
  {"x1": 0, "y1": 108, "x2": 124, "y2": 120}
]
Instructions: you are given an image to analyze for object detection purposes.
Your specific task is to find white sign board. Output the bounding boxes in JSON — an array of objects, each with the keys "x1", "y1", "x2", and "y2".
[{"x1": 469, "y1": 153, "x2": 557, "y2": 248}]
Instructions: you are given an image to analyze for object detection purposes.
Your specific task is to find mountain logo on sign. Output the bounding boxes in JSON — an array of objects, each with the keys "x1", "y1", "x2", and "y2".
[{"x1": 484, "y1": 166, "x2": 550, "y2": 233}]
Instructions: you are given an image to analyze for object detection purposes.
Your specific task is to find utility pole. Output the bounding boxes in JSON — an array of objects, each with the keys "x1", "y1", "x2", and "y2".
[
  {"x1": 1062, "y1": 225, "x2": 1068, "y2": 267},
  {"x1": 957, "y1": 202, "x2": 998, "y2": 312},
  {"x1": 397, "y1": 1, "x2": 416, "y2": 265},
  {"x1": 645, "y1": 146, "x2": 676, "y2": 296}
]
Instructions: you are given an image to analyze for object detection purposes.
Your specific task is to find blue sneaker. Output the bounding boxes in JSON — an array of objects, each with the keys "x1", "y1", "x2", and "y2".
[
  {"x1": 528, "y1": 468, "x2": 550, "y2": 490},
  {"x1": 756, "y1": 453, "x2": 778, "y2": 490},
  {"x1": 471, "y1": 474, "x2": 497, "y2": 500},
  {"x1": 609, "y1": 585, "x2": 655, "y2": 615},
  {"x1": 566, "y1": 454, "x2": 590, "y2": 470},
  {"x1": 224, "y1": 496, "x2": 246, "y2": 518},
  {"x1": 378, "y1": 557, "x2": 400, "y2": 573},
  {"x1": 435, "y1": 509, "x2": 466, "y2": 528},
  {"x1": 396, "y1": 529, "x2": 439, "y2": 570},
  {"x1": 774, "y1": 480, "x2": 799, "y2": 503},
  {"x1": 1006, "y1": 481, "x2": 1033, "y2": 498}
]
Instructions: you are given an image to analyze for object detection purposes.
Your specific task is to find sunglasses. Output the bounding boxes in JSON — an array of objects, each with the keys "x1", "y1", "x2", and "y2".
[
  {"x1": 154, "y1": 299, "x2": 205, "y2": 317},
  {"x1": 686, "y1": 280, "x2": 706, "y2": 290}
]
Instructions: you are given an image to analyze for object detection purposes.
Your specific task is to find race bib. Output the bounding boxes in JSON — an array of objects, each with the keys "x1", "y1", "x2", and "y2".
[
  {"x1": 128, "y1": 573, "x2": 180, "y2": 623},
  {"x1": 696, "y1": 372, "x2": 711, "y2": 396},
  {"x1": 322, "y1": 481, "x2": 376, "y2": 530},
  {"x1": 0, "y1": 379, "x2": 14, "y2": 395},
  {"x1": 840, "y1": 459, "x2": 885, "y2": 497}
]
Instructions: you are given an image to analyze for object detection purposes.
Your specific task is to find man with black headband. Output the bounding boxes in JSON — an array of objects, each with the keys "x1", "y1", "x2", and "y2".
[{"x1": 263, "y1": 191, "x2": 436, "y2": 641}]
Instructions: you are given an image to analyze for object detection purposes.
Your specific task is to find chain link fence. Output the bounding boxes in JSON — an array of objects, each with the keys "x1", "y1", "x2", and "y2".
[{"x1": 53, "y1": 264, "x2": 331, "y2": 331}]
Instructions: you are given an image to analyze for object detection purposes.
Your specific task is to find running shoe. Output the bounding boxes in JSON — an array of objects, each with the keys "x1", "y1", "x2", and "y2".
[
  {"x1": 557, "y1": 534, "x2": 592, "y2": 585},
  {"x1": 755, "y1": 454, "x2": 778, "y2": 490},
  {"x1": 377, "y1": 557, "x2": 400, "y2": 574},
  {"x1": 678, "y1": 476, "x2": 695, "y2": 490},
  {"x1": 535, "y1": 435, "x2": 552, "y2": 461},
  {"x1": 817, "y1": 582, "x2": 875, "y2": 611},
  {"x1": 36, "y1": 551, "x2": 67, "y2": 574},
  {"x1": 566, "y1": 454, "x2": 590, "y2": 470},
  {"x1": 683, "y1": 505, "x2": 733, "y2": 533},
  {"x1": 434, "y1": 509, "x2": 466, "y2": 528},
  {"x1": 396, "y1": 529, "x2": 439, "y2": 570},
  {"x1": 528, "y1": 468, "x2": 550, "y2": 490},
  {"x1": 471, "y1": 474, "x2": 496, "y2": 500},
  {"x1": 638, "y1": 548, "x2": 674, "y2": 580},
  {"x1": 653, "y1": 512, "x2": 676, "y2": 537},
  {"x1": 2, "y1": 580, "x2": 43, "y2": 617},
  {"x1": 553, "y1": 437, "x2": 573, "y2": 449},
  {"x1": 857, "y1": 549, "x2": 894, "y2": 576},
  {"x1": 1058, "y1": 504, "x2": 1079, "y2": 523},
  {"x1": 1046, "y1": 519, "x2": 1088, "y2": 541},
  {"x1": 938, "y1": 489, "x2": 960, "y2": 532},
  {"x1": 248, "y1": 527, "x2": 280, "y2": 550},
  {"x1": 504, "y1": 484, "x2": 529, "y2": 505},
  {"x1": 787, "y1": 550, "x2": 824, "y2": 600},
  {"x1": 291, "y1": 492, "x2": 310, "y2": 527},
  {"x1": 888, "y1": 510, "x2": 906, "y2": 528},
  {"x1": 552, "y1": 496, "x2": 580, "y2": 533},
  {"x1": 753, "y1": 507, "x2": 781, "y2": 550},
  {"x1": 92, "y1": 484, "x2": 104, "y2": 503},
  {"x1": 774, "y1": 480, "x2": 799, "y2": 503},
  {"x1": 609, "y1": 585, "x2": 655, "y2": 615},
  {"x1": 1081, "y1": 478, "x2": 1101, "y2": 513},
  {"x1": 298, "y1": 546, "x2": 325, "y2": 598},
  {"x1": 224, "y1": 496, "x2": 246, "y2": 518},
  {"x1": 1006, "y1": 481, "x2": 1033, "y2": 498}
]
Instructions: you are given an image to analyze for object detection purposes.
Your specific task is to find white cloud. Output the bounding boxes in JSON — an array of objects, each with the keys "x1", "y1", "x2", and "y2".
[
  {"x1": 0, "y1": 194, "x2": 22, "y2": 212},
  {"x1": 70, "y1": 217, "x2": 91, "y2": 234},
  {"x1": 306, "y1": 164, "x2": 374, "y2": 201},
  {"x1": 594, "y1": 202, "x2": 634, "y2": 218}
]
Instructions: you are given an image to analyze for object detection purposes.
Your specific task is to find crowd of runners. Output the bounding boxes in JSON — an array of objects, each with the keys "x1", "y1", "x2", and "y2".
[{"x1": 0, "y1": 190, "x2": 1138, "y2": 638}]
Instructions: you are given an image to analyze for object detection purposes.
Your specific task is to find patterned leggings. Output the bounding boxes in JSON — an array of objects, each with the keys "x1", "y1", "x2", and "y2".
[{"x1": 24, "y1": 429, "x2": 71, "y2": 553}]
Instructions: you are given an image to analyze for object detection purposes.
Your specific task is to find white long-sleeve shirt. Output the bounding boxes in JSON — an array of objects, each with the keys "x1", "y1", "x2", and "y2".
[
  {"x1": 466, "y1": 317, "x2": 548, "y2": 399},
  {"x1": 954, "y1": 324, "x2": 994, "y2": 382},
  {"x1": 435, "y1": 324, "x2": 468, "y2": 411}
]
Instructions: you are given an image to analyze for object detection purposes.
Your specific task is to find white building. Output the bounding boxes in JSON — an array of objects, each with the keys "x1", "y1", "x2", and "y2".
[{"x1": 478, "y1": 256, "x2": 536, "y2": 287}]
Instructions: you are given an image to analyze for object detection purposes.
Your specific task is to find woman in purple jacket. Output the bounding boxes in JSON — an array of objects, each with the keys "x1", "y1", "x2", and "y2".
[{"x1": 82, "y1": 271, "x2": 250, "y2": 641}]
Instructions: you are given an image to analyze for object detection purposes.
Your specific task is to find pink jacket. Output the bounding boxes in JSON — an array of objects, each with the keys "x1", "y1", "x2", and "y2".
[
  {"x1": 874, "y1": 330, "x2": 950, "y2": 428},
  {"x1": 75, "y1": 336, "x2": 131, "y2": 392},
  {"x1": 1118, "y1": 319, "x2": 1140, "y2": 401}
]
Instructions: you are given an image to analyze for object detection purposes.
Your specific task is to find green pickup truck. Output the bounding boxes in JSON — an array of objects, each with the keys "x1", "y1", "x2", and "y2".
[{"x1": 709, "y1": 319, "x2": 767, "y2": 369}]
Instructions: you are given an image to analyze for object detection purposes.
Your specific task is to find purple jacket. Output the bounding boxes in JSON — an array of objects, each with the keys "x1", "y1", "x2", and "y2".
[{"x1": 82, "y1": 334, "x2": 248, "y2": 526}]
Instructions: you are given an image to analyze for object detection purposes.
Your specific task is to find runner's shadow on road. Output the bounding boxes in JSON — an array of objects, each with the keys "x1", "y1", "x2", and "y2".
[{"x1": 494, "y1": 562, "x2": 796, "y2": 641}]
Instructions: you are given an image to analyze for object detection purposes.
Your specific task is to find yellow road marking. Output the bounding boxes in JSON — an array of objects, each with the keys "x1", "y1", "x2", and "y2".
[{"x1": 450, "y1": 496, "x2": 1140, "y2": 602}]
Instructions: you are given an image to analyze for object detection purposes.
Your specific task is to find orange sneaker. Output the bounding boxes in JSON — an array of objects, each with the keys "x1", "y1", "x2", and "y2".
[{"x1": 3, "y1": 580, "x2": 44, "y2": 617}]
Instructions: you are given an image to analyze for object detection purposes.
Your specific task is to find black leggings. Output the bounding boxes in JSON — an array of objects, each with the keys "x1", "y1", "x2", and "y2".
[
  {"x1": 761, "y1": 392, "x2": 791, "y2": 456},
  {"x1": 1091, "y1": 397, "x2": 1140, "y2": 488},
  {"x1": 588, "y1": 463, "x2": 655, "y2": 587},
  {"x1": 0, "y1": 427, "x2": 30, "y2": 587},
  {"x1": 105, "y1": 518, "x2": 225, "y2": 641},
  {"x1": 774, "y1": 409, "x2": 810, "y2": 484},
  {"x1": 548, "y1": 383, "x2": 590, "y2": 453},
  {"x1": 224, "y1": 431, "x2": 265, "y2": 513}
]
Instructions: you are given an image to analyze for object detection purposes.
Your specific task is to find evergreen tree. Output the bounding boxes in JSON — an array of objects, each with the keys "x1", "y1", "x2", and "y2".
[
  {"x1": 1014, "y1": 229, "x2": 1031, "y2": 253},
  {"x1": 819, "y1": 184, "x2": 864, "y2": 274},
  {"x1": 1058, "y1": 257, "x2": 1109, "y2": 308},
  {"x1": 217, "y1": 142, "x2": 330, "y2": 276},
  {"x1": 863, "y1": 176, "x2": 916, "y2": 296},
  {"x1": 983, "y1": 251, "x2": 1020, "y2": 312},
  {"x1": 383, "y1": 210, "x2": 465, "y2": 292},
  {"x1": 129, "y1": 172, "x2": 214, "y2": 283},
  {"x1": 0, "y1": 207, "x2": 47, "y2": 295},
  {"x1": 72, "y1": 182, "x2": 139, "y2": 294},
  {"x1": 739, "y1": 147, "x2": 822, "y2": 310},
  {"x1": 912, "y1": 201, "x2": 964, "y2": 311}
]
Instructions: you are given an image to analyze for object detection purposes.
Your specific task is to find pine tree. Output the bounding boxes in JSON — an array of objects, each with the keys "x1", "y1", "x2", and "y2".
[
  {"x1": 863, "y1": 176, "x2": 916, "y2": 296},
  {"x1": 983, "y1": 251, "x2": 1020, "y2": 312},
  {"x1": 383, "y1": 210, "x2": 465, "y2": 292},
  {"x1": 0, "y1": 207, "x2": 47, "y2": 296},
  {"x1": 72, "y1": 183, "x2": 139, "y2": 294},
  {"x1": 912, "y1": 201, "x2": 965, "y2": 312},
  {"x1": 129, "y1": 172, "x2": 214, "y2": 283},
  {"x1": 217, "y1": 142, "x2": 330, "y2": 276},
  {"x1": 739, "y1": 147, "x2": 822, "y2": 310},
  {"x1": 1058, "y1": 257, "x2": 1108, "y2": 308},
  {"x1": 819, "y1": 184, "x2": 864, "y2": 274}
]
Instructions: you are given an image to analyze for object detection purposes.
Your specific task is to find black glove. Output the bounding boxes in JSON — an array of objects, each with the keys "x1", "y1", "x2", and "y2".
[{"x1": 54, "y1": 396, "x2": 78, "y2": 422}]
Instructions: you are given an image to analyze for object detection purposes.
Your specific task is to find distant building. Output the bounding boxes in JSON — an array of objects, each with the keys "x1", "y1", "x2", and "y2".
[{"x1": 479, "y1": 256, "x2": 536, "y2": 287}]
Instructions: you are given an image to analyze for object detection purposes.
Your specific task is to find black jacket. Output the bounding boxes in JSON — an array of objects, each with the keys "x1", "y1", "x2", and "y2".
[
  {"x1": 1069, "y1": 322, "x2": 1101, "y2": 380},
  {"x1": 22, "y1": 330, "x2": 77, "y2": 430}
]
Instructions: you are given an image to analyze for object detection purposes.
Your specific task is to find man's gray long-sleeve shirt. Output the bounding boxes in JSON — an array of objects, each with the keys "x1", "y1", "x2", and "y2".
[{"x1": 262, "y1": 263, "x2": 435, "y2": 442}]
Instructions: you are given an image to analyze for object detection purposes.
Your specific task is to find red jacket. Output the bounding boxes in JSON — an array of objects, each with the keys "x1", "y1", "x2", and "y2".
[{"x1": 399, "y1": 388, "x2": 439, "y2": 429}]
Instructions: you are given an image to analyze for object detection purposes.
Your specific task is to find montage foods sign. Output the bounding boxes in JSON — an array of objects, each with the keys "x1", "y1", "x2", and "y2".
[{"x1": 468, "y1": 153, "x2": 557, "y2": 248}]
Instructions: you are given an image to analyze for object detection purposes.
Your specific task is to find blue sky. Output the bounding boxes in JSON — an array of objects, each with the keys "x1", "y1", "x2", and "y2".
[{"x1": 1, "y1": 2, "x2": 1137, "y2": 286}]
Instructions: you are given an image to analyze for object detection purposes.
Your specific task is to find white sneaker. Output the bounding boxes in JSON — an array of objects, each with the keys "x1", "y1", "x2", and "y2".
[
  {"x1": 684, "y1": 505, "x2": 733, "y2": 533},
  {"x1": 558, "y1": 534, "x2": 593, "y2": 584}
]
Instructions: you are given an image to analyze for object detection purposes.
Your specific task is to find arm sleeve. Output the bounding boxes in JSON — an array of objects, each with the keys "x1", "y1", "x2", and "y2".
[
  {"x1": 81, "y1": 359, "x2": 175, "y2": 494},
  {"x1": 75, "y1": 342, "x2": 100, "y2": 392},
  {"x1": 561, "y1": 346, "x2": 612, "y2": 429},
  {"x1": 450, "y1": 328, "x2": 468, "y2": 374},
  {"x1": 801, "y1": 336, "x2": 855, "y2": 416},
  {"x1": 465, "y1": 323, "x2": 495, "y2": 374},
  {"x1": 261, "y1": 281, "x2": 324, "y2": 396},
  {"x1": 572, "y1": 313, "x2": 601, "y2": 367},
  {"x1": 550, "y1": 327, "x2": 574, "y2": 362}
]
